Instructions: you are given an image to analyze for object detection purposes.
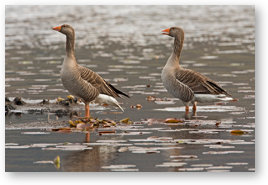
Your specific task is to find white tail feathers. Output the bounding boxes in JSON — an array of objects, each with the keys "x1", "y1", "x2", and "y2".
[
  {"x1": 194, "y1": 94, "x2": 237, "y2": 103},
  {"x1": 94, "y1": 94, "x2": 124, "y2": 112},
  {"x1": 218, "y1": 96, "x2": 235, "y2": 101}
]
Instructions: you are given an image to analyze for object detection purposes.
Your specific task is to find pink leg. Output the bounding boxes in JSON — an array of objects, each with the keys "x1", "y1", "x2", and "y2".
[
  {"x1": 192, "y1": 102, "x2": 197, "y2": 116},
  {"x1": 85, "y1": 103, "x2": 90, "y2": 118},
  {"x1": 193, "y1": 102, "x2": 197, "y2": 113},
  {"x1": 185, "y1": 105, "x2": 189, "y2": 114},
  {"x1": 85, "y1": 132, "x2": 90, "y2": 143}
]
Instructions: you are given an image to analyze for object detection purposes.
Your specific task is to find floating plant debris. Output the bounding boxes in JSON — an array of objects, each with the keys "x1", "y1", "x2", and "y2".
[
  {"x1": 135, "y1": 104, "x2": 142, "y2": 109},
  {"x1": 164, "y1": 118, "x2": 184, "y2": 123},
  {"x1": 120, "y1": 117, "x2": 133, "y2": 124},
  {"x1": 34, "y1": 155, "x2": 61, "y2": 169},
  {"x1": 50, "y1": 117, "x2": 137, "y2": 133},
  {"x1": 98, "y1": 130, "x2": 116, "y2": 135},
  {"x1": 56, "y1": 95, "x2": 79, "y2": 106},
  {"x1": 53, "y1": 155, "x2": 60, "y2": 169},
  {"x1": 130, "y1": 104, "x2": 142, "y2": 110},
  {"x1": 215, "y1": 121, "x2": 221, "y2": 126},
  {"x1": 230, "y1": 130, "x2": 247, "y2": 135}
]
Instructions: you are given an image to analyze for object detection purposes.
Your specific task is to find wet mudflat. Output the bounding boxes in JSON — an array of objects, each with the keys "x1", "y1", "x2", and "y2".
[{"x1": 5, "y1": 5, "x2": 255, "y2": 172}]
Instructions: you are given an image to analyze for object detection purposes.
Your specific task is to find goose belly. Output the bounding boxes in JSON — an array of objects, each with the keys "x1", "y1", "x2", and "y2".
[
  {"x1": 61, "y1": 67, "x2": 95, "y2": 102},
  {"x1": 162, "y1": 78, "x2": 179, "y2": 98},
  {"x1": 61, "y1": 75, "x2": 77, "y2": 95},
  {"x1": 161, "y1": 72, "x2": 177, "y2": 96},
  {"x1": 61, "y1": 76, "x2": 97, "y2": 102},
  {"x1": 161, "y1": 68, "x2": 193, "y2": 103}
]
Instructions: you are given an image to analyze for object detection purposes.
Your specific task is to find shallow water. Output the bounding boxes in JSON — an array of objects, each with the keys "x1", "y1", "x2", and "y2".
[{"x1": 5, "y1": 5, "x2": 255, "y2": 172}]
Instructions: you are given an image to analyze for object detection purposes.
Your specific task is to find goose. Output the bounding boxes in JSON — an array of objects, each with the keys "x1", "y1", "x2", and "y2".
[
  {"x1": 161, "y1": 27, "x2": 236, "y2": 115},
  {"x1": 52, "y1": 24, "x2": 129, "y2": 118}
]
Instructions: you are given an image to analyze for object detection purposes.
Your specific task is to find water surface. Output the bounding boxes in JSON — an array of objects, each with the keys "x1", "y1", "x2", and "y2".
[{"x1": 5, "y1": 5, "x2": 255, "y2": 172}]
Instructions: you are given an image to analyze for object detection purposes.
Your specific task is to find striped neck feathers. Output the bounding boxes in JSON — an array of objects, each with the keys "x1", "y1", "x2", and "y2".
[
  {"x1": 66, "y1": 32, "x2": 75, "y2": 57},
  {"x1": 173, "y1": 34, "x2": 184, "y2": 61}
]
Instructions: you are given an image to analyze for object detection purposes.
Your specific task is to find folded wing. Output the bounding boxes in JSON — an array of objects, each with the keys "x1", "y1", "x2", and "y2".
[
  {"x1": 175, "y1": 68, "x2": 231, "y2": 96},
  {"x1": 78, "y1": 65, "x2": 129, "y2": 98}
]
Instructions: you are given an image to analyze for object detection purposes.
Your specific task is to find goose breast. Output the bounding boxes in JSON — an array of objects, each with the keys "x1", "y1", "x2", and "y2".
[
  {"x1": 161, "y1": 66, "x2": 194, "y2": 103},
  {"x1": 61, "y1": 57, "x2": 99, "y2": 102}
]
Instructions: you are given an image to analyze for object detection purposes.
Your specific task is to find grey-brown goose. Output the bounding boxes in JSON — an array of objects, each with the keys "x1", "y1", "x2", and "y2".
[
  {"x1": 161, "y1": 27, "x2": 235, "y2": 114},
  {"x1": 52, "y1": 24, "x2": 129, "y2": 118}
]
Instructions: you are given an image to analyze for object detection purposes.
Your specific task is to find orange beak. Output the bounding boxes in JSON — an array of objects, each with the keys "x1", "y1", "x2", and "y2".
[
  {"x1": 52, "y1": 26, "x2": 62, "y2": 31},
  {"x1": 161, "y1": 28, "x2": 170, "y2": 35}
]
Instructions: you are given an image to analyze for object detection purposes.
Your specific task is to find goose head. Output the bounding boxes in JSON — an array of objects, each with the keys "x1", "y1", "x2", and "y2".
[
  {"x1": 52, "y1": 24, "x2": 75, "y2": 38},
  {"x1": 162, "y1": 27, "x2": 184, "y2": 39}
]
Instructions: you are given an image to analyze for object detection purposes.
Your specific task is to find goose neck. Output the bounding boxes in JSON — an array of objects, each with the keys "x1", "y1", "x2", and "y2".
[
  {"x1": 66, "y1": 34, "x2": 75, "y2": 57},
  {"x1": 173, "y1": 36, "x2": 183, "y2": 60}
]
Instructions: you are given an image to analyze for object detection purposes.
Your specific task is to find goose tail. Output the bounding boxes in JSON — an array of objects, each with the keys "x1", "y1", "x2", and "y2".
[
  {"x1": 217, "y1": 94, "x2": 238, "y2": 102},
  {"x1": 194, "y1": 94, "x2": 238, "y2": 103},
  {"x1": 95, "y1": 94, "x2": 124, "y2": 112}
]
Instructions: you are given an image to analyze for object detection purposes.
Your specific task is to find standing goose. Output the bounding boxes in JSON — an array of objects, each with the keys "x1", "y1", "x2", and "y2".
[
  {"x1": 161, "y1": 27, "x2": 235, "y2": 115},
  {"x1": 52, "y1": 24, "x2": 129, "y2": 118}
]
